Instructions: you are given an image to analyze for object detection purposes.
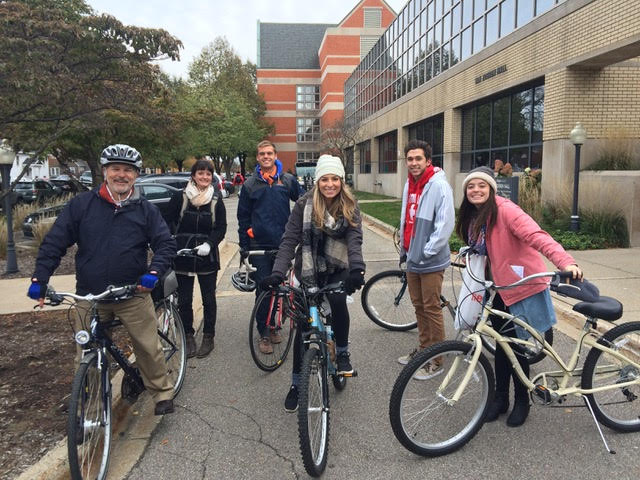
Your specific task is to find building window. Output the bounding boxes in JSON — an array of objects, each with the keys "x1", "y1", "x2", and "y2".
[
  {"x1": 378, "y1": 131, "x2": 398, "y2": 173},
  {"x1": 297, "y1": 152, "x2": 320, "y2": 162},
  {"x1": 344, "y1": 0, "x2": 563, "y2": 126},
  {"x1": 296, "y1": 85, "x2": 320, "y2": 110},
  {"x1": 296, "y1": 118, "x2": 320, "y2": 142},
  {"x1": 358, "y1": 141, "x2": 371, "y2": 174},
  {"x1": 460, "y1": 82, "x2": 544, "y2": 172},
  {"x1": 408, "y1": 114, "x2": 444, "y2": 167}
]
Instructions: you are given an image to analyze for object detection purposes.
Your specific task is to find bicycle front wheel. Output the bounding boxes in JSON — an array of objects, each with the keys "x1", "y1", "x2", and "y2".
[
  {"x1": 361, "y1": 270, "x2": 417, "y2": 331},
  {"x1": 581, "y1": 321, "x2": 640, "y2": 432},
  {"x1": 156, "y1": 301, "x2": 187, "y2": 396},
  {"x1": 67, "y1": 351, "x2": 112, "y2": 480},
  {"x1": 298, "y1": 347, "x2": 330, "y2": 477},
  {"x1": 249, "y1": 290, "x2": 295, "y2": 371},
  {"x1": 389, "y1": 341, "x2": 494, "y2": 457}
]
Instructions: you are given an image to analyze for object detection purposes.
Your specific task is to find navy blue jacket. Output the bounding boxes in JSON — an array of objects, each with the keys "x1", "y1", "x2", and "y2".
[
  {"x1": 237, "y1": 160, "x2": 301, "y2": 250},
  {"x1": 33, "y1": 187, "x2": 176, "y2": 295}
]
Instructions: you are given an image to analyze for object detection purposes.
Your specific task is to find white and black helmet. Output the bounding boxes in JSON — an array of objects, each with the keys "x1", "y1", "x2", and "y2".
[
  {"x1": 100, "y1": 144, "x2": 143, "y2": 170},
  {"x1": 231, "y1": 270, "x2": 256, "y2": 292}
]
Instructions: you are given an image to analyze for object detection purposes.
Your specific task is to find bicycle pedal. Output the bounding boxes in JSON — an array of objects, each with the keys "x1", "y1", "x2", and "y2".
[
  {"x1": 533, "y1": 384, "x2": 556, "y2": 404},
  {"x1": 340, "y1": 370, "x2": 357, "y2": 378}
]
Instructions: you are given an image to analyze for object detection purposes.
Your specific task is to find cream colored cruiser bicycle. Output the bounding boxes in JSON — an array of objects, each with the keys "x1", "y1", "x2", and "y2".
[{"x1": 389, "y1": 247, "x2": 638, "y2": 457}]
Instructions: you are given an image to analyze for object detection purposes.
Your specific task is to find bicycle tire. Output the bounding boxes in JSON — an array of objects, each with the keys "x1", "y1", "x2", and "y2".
[
  {"x1": 581, "y1": 321, "x2": 640, "y2": 432},
  {"x1": 298, "y1": 347, "x2": 330, "y2": 477},
  {"x1": 67, "y1": 351, "x2": 112, "y2": 480},
  {"x1": 481, "y1": 326, "x2": 553, "y2": 365},
  {"x1": 361, "y1": 270, "x2": 417, "y2": 331},
  {"x1": 389, "y1": 340, "x2": 494, "y2": 457},
  {"x1": 156, "y1": 301, "x2": 187, "y2": 396},
  {"x1": 249, "y1": 290, "x2": 295, "y2": 372},
  {"x1": 332, "y1": 374, "x2": 347, "y2": 391}
]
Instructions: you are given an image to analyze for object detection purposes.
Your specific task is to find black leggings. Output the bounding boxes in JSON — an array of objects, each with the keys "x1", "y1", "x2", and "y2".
[
  {"x1": 490, "y1": 293, "x2": 530, "y2": 403},
  {"x1": 292, "y1": 271, "x2": 350, "y2": 375}
]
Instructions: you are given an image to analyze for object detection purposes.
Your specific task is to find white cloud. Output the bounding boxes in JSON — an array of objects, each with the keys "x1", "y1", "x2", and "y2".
[{"x1": 86, "y1": 0, "x2": 406, "y2": 78}]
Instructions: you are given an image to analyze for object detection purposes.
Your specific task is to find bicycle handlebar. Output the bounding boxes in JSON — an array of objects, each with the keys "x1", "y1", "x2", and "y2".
[
  {"x1": 44, "y1": 284, "x2": 138, "y2": 306},
  {"x1": 274, "y1": 280, "x2": 345, "y2": 297}
]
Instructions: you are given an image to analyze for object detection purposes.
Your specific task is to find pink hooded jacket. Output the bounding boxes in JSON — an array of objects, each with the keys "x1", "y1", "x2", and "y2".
[{"x1": 486, "y1": 196, "x2": 576, "y2": 306}]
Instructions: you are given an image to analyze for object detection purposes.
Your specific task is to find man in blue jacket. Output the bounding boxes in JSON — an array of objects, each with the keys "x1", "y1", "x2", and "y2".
[
  {"x1": 237, "y1": 140, "x2": 301, "y2": 353},
  {"x1": 28, "y1": 144, "x2": 177, "y2": 415}
]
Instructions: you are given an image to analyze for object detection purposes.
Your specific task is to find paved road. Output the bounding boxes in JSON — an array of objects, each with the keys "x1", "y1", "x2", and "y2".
[{"x1": 125, "y1": 196, "x2": 640, "y2": 480}]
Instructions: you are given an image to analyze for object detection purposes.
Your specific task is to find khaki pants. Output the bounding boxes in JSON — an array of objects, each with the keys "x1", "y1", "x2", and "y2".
[
  {"x1": 75, "y1": 293, "x2": 174, "y2": 403},
  {"x1": 406, "y1": 270, "x2": 445, "y2": 355}
]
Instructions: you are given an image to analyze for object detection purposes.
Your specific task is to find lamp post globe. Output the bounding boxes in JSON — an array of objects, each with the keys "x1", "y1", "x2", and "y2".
[{"x1": 569, "y1": 123, "x2": 587, "y2": 232}]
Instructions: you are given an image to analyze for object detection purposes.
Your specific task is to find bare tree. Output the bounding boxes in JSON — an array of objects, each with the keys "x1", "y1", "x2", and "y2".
[{"x1": 320, "y1": 118, "x2": 362, "y2": 173}]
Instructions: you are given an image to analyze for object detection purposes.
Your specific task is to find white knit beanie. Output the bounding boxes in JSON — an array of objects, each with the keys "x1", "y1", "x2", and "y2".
[
  {"x1": 314, "y1": 155, "x2": 345, "y2": 182},
  {"x1": 462, "y1": 166, "x2": 497, "y2": 192}
]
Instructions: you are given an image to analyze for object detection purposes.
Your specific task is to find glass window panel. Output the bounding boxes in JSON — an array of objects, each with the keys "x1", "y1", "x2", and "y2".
[
  {"x1": 491, "y1": 150, "x2": 508, "y2": 169},
  {"x1": 492, "y1": 97, "x2": 510, "y2": 148},
  {"x1": 530, "y1": 146, "x2": 542, "y2": 169},
  {"x1": 461, "y1": 153, "x2": 473, "y2": 171},
  {"x1": 517, "y1": 0, "x2": 533, "y2": 27},
  {"x1": 462, "y1": 108, "x2": 475, "y2": 152},
  {"x1": 500, "y1": 0, "x2": 515, "y2": 37},
  {"x1": 421, "y1": 8, "x2": 427, "y2": 30},
  {"x1": 461, "y1": 27, "x2": 472, "y2": 60},
  {"x1": 532, "y1": 85, "x2": 544, "y2": 143},
  {"x1": 434, "y1": 47, "x2": 441, "y2": 75},
  {"x1": 425, "y1": 54, "x2": 433, "y2": 80},
  {"x1": 436, "y1": 0, "x2": 443, "y2": 19},
  {"x1": 511, "y1": 89, "x2": 532, "y2": 145},
  {"x1": 536, "y1": 0, "x2": 554, "y2": 16},
  {"x1": 452, "y1": 4, "x2": 461, "y2": 33},
  {"x1": 475, "y1": 0, "x2": 485, "y2": 19},
  {"x1": 473, "y1": 19, "x2": 484, "y2": 53},
  {"x1": 435, "y1": 21, "x2": 442, "y2": 47},
  {"x1": 441, "y1": 41, "x2": 450, "y2": 70},
  {"x1": 419, "y1": 59, "x2": 426, "y2": 84},
  {"x1": 433, "y1": 119, "x2": 443, "y2": 156},
  {"x1": 420, "y1": 33, "x2": 427, "y2": 57},
  {"x1": 476, "y1": 103, "x2": 491, "y2": 149},
  {"x1": 486, "y1": 7, "x2": 499, "y2": 45},
  {"x1": 487, "y1": 0, "x2": 498, "y2": 7},
  {"x1": 428, "y1": 1, "x2": 435, "y2": 26},
  {"x1": 509, "y1": 147, "x2": 529, "y2": 171},
  {"x1": 462, "y1": 0, "x2": 472, "y2": 26},
  {"x1": 451, "y1": 35, "x2": 460, "y2": 65},
  {"x1": 443, "y1": 13, "x2": 451, "y2": 40}
]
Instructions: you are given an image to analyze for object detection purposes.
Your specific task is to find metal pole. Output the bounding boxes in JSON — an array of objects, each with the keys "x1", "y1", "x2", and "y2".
[
  {"x1": 2, "y1": 165, "x2": 19, "y2": 273},
  {"x1": 570, "y1": 143, "x2": 581, "y2": 232}
]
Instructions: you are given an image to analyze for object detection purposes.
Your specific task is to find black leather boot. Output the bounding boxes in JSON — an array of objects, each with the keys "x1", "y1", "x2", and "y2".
[
  {"x1": 196, "y1": 334, "x2": 214, "y2": 358},
  {"x1": 507, "y1": 402, "x2": 530, "y2": 427},
  {"x1": 484, "y1": 392, "x2": 509, "y2": 422},
  {"x1": 186, "y1": 333, "x2": 197, "y2": 358}
]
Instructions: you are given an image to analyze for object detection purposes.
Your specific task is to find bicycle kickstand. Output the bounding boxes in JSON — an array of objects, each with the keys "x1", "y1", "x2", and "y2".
[{"x1": 582, "y1": 396, "x2": 615, "y2": 454}]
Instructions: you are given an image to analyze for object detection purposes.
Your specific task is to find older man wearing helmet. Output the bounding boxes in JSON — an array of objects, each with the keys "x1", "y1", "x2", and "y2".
[{"x1": 28, "y1": 144, "x2": 177, "y2": 415}]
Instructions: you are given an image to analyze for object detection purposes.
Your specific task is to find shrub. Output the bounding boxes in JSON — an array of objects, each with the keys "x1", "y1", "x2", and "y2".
[
  {"x1": 12, "y1": 202, "x2": 42, "y2": 232},
  {"x1": 32, "y1": 217, "x2": 56, "y2": 245},
  {"x1": 585, "y1": 152, "x2": 639, "y2": 171},
  {"x1": 519, "y1": 168, "x2": 542, "y2": 224}
]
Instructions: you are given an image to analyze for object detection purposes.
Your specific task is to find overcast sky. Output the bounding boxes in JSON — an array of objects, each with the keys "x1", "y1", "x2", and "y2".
[{"x1": 86, "y1": 0, "x2": 407, "y2": 79}]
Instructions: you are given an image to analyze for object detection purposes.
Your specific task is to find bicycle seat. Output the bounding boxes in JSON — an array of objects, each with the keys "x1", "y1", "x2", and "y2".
[{"x1": 572, "y1": 296, "x2": 623, "y2": 321}]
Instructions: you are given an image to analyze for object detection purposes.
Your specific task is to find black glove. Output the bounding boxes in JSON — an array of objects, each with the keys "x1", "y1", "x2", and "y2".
[
  {"x1": 239, "y1": 248, "x2": 249, "y2": 261},
  {"x1": 345, "y1": 269, "x2": 365, "y2": 295},
  {"x1": 260, "y1": 272, "x2": 285, "y2": 290}
]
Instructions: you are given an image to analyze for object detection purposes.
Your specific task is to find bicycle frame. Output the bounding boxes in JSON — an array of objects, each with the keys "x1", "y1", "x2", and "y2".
[{"x1": 306, "y1": 304, "x2": 337, "y2": 376}]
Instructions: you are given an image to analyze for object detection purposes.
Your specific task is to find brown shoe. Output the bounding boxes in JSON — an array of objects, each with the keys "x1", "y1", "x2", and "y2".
[
  {"x1": 196, "y1": 334, "x2": 214, "y2": 358},
  {"x1": 258, "y1": 336, "x2": 273, "y2": 354},
  {"x1": 186, "y1": 334, "x2": 197, "y2": 358},
  {"x1": 269, "y1": 330, "x2": 282, "y2": 344},
  {"x1": 154, "y1": 399, "x2": 174, "y2": 415}
]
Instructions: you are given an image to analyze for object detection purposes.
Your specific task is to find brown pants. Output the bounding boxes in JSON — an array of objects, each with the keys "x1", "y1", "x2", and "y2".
[
  {"x1": 406, "y1": 270, "x2": 445, "y2": 352},
  {"x1": 75, "y1": 293, "x2": 174, "y2": 403}
]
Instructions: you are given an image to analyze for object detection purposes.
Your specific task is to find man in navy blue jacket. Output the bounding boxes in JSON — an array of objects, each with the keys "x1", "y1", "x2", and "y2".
[
  {"x1": 29, "y1": 144, "x2": 177, "y2": 415},
  {"x1": 237, "y1": 140, "x2": 300, "y2": 353}
]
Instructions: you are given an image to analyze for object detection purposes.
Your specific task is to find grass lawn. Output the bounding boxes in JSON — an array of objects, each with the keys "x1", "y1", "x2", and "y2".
[
  {"x1": 359, "y1": 201, "x2": 402, "y2": 228},
  {"x1": 354, "y1": 190, "x2": 397, "y2": 201}
]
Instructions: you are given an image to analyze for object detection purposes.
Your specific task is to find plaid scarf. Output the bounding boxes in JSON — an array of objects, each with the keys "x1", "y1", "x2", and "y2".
[{"x1": 300, "y1": 195, "x2": 349, "y2": 289}]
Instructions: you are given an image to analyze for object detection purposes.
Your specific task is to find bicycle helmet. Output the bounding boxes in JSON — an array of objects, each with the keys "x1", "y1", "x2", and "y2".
[
  {"x1": 100, "y1": 144, "x2": 143, "y2": 170},
  {"x1": 231, "y1": 269, "x2": 256, "y2": 292}
]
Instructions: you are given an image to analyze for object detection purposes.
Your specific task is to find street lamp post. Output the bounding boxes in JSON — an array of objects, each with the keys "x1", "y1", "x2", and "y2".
[
  {"x1": 0, "y1": 139, "x2": 19, "y2": 274},
  {"x1": 569, "y1": 122, "x2": 587, "y2": 232}
]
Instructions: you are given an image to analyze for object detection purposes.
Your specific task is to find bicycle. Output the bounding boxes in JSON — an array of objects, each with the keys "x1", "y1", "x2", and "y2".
[
  {"x1": 238, "y1": 249, "x2": 296, "y2": 372},
  {"x1": 270, "y1": 280, "x2": 355, "y2": 477},
  {"x1": 42, "y1": 282, "x2": 186, "y2": 480},
  {"x1": 388, "y1": 248, "x2": 637, "y2": 457},
  {"x1": 361, "y1": 266, "x2": 553, "y2": 364}
]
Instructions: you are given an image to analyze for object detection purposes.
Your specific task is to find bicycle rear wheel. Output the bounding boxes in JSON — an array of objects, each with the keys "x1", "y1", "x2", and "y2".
[
  {"x1": 298, "y1": 347, "x2": 330, "y2": 477},
  {"x1": 156, "y1": 300, "x2": 187, "y2": 396},
  {"x1": 389, "y1": 341, "x2": 494, "y2": 457},
  {"x1": 249, "y1": 290, "x2": 295, "y2": 371},
  {"x1": 361, "y1": 270, "x2": 417, "y2": 331},
  {"x1": 67, "y1": 351, "x2": 112, "y2": 480},
  {"x1": 581, "y1": 321, "x2": 640, "y2": 432},
  {"x1": 481, "y1": 324, "x2": 553, "y2": 365}
]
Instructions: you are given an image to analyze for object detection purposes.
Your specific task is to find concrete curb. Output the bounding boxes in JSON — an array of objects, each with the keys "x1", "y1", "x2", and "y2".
[{"x1": 16, "y1": 239, "x2": 239, "y2": 480}]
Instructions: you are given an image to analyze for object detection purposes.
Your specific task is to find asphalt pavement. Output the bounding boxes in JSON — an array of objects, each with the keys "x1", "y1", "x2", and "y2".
[{"x1": 7, "y1": 195, "x2": 640, "y2": 480}]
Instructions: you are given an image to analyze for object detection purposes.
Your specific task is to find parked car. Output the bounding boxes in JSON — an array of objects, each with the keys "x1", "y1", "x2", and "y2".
[
  {"x1": 50, "y1": 175, "x2": 80, "y2": 193},
  {"x1": 137, "y1": 173, "x2": 230, "y2": 198},
  {"x1": 79, "y1": 171, "x2": 93, "y2": 186},
  {"x1": 23, "y1": 183, "x2": 183, "y2": 237},
  {"x1": 14, "y1": 180, "x2": 62, "y2": 204}
]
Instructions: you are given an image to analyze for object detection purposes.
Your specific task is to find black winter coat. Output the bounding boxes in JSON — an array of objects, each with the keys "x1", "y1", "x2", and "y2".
[
  {"x1": 33, "y1": 188, "x2": 176, "y2": 295},
  {"x1": 173, "y1": 193, "x2": 227, "y2": 274}
]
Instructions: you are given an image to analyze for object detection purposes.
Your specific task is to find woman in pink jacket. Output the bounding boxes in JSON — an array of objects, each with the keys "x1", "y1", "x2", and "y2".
[{"x1": 455, "y1": 166, "x2": 582, "y2": 427}]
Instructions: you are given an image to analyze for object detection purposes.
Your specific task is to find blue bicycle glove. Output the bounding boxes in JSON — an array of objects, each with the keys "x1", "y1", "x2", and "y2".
[
  {"x1": 139, "y1": 273, "x2": 159, "y2": 289},
  {"x1": 27, "y1": 280, "x2": 46, "y2": 300}
]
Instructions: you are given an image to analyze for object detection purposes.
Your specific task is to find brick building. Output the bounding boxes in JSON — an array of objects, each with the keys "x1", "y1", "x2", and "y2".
[{"x1": 256, "y1": 0, "x2": 396, "y2": 173}]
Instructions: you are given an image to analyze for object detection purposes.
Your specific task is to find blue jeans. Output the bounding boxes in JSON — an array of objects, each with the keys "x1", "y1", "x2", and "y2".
[{"x1": 250, "y1": 253, "x2": 276, "y2": 337}]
